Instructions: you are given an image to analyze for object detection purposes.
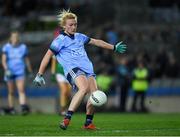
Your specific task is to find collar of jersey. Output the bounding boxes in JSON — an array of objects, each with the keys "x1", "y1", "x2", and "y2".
[{"x1": 61, "y1": 31, "x2": 74, "y2": 39}]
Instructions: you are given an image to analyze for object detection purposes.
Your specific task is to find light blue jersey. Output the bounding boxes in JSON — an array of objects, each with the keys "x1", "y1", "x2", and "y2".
[
  {"x1": 2, "y1": 43, "x2": 28, "y2": 75},
  {"x1": 49, "y1": 32, "x2": 94, "y2": 76}
]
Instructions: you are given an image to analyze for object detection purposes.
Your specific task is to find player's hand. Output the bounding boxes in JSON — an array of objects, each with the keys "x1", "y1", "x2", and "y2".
[
  {"x1": 5, "y1": 69, "x2": 12, "y2": 78},
  {"x1": 33, "y1": 73, "x2": 45, "y2": 87},
  {"x1": 114, "y1": 41, "x2": 127, "y2": 53}
]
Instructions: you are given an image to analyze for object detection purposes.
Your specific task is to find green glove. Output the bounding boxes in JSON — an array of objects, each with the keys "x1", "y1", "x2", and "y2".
[{"x1": 114, "y1": 41, "x2": 127, "y2": 53}]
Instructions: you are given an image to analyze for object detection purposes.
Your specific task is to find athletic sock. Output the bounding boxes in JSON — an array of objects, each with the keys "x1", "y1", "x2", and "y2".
[
  {"x1": 21, "y1": 104, "x2": 29, "y2": 111},
  {"x1": 65, "y1": 110, "x2": 74, "y2": 120},
  {"x1": 8, "y1": 107, "x2": 16, "y2": 114},
  {"x1": 8, "y1": 107, "x2": 15, "y2": 112},
  {"x1": 84, "y1": 114, "x2": 94, "y2": 126}
]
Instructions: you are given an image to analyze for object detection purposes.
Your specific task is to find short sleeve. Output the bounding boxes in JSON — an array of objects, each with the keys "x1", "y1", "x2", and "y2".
[
  {"x1": 2, "y1": 44, "x2": 8, "y2": 54},
  {"x1": 80, "y1": 34, "x2": 90, "y2": 45},
  {"x1": 49, "y1": 39, "x2": 62, "y2": 55},
  {"x1": 24, "y1": 45, "x2": 28, "y2": 57}
]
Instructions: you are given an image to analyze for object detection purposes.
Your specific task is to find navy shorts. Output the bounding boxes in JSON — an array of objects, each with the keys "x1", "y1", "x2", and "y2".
[
  {"x1": 4, "y1": 74, "x2": 25, "y2": 82},
  {"x1": 66, "y1": 67, "x2": 96, "y2": 91}
]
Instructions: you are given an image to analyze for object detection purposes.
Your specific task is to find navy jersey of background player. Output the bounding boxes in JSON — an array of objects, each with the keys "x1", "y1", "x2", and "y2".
[
  {"x1": 49, "y1": 31, "x2": 94, "y2": 77},
  {"x1": 2, "y1": 42, "x2": 28, "y2": 75}
]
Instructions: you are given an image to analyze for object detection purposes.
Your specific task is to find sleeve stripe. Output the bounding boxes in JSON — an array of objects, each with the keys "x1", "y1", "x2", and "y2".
[
  {"x1": 84, "y1": 37, "x2": 90, "y2": 45},
  {"x1": 49, "y1": 47, "x2": 58, "y2": 55},
  {"x1": 23, "y1": 54, "x2": 28, "y2": 57}
]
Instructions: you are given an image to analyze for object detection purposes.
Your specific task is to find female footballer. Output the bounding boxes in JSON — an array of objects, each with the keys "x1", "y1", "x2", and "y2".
[
  {"x1": 2, "y1": 31, "x2": 32, "y2": 115},
  {"x1": 33, "y1": 10, "x2": 126, "y2": 130}
]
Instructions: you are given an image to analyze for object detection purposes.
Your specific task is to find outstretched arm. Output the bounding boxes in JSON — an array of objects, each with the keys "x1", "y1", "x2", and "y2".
[
  {"x1": 89, "y1": 38, "x2": 127, "y2": 53},
  {"x1": 89, "y1": 38, "x2": 114, "y2": 50}
]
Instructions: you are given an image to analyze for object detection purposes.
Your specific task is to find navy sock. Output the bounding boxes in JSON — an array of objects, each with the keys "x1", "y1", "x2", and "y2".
[
  {"x1": 84, "y1": 114, "x2": 94, "y2": 126},
  {"x1": 8, "y1": 107, "x2": 15, "y2": 111},
  {"x1": 65, "y1": 110, "x2": 74, "y2": 120},
  {"x1": 21, "y1": 104, "x2": 29, "y2": 111},
  {"x1": 7, "y1": 107, "x2": 16, "y2": 114}
]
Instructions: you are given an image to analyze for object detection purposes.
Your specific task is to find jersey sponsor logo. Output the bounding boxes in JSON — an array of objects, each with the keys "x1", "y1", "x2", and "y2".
[
  {"x1": 9, "y1": 50, "x2": 24, "y2": 59},
  {"x1": 70, "y1": 47, "x2": 85, "y2": 57}
]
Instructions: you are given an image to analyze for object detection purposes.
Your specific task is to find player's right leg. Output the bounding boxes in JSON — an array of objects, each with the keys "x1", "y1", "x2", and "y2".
[
  {"x1": 15, "y1": 77, "x2": 30, "y2": 115},
  {"x1": 60, "y1": 75, "x2": 89, "y2": 130},
  {"x1": 7, "y1": 81, "x2": 16, "y2": 115}
]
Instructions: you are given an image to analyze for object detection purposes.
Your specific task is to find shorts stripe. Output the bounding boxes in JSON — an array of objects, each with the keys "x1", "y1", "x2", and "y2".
[
  {"x1": 66, "y1": 67, "x2": 96, "y2": 92},
  {"x1": 70, "y1": 70, "x2": 76, "y2": 79}
]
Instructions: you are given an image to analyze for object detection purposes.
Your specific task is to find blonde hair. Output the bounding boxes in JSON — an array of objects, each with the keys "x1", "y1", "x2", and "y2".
[{"x1": 57, "y1": 9, "x2": 77, "y2": 28}]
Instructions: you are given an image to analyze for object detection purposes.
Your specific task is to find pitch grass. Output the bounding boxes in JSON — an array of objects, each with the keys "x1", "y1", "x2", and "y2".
[{"x1": 0, "y1": 113, "x2": 180, "y2": 136}]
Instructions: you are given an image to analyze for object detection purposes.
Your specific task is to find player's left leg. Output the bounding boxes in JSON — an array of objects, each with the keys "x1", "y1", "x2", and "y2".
[
  {"x1": 83, "y1": 76, "x2": 98, "y2": 130},
  {"x1": 15, "y1": 77, "x2": 30, "y2": 115}
]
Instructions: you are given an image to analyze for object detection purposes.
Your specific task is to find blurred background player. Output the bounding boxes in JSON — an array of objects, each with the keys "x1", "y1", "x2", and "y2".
[
  {"x1": 33, "y1": 9, "x2": 127, "y2": 130},
  {"x1": 51, "y1": 56, "x2": 71, "y2": 116},
  {"x1": 1, "y1": 31, "x2": 33, "y2": 115}
]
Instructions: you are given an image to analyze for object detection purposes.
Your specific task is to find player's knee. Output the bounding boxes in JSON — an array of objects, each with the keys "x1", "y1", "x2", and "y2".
[
  {"x1": 18, "y1": 90, "x2": 25, "y2": 94},
  {"x1": 79, "y1": 85, "x2": 89, "y2": 95}
]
